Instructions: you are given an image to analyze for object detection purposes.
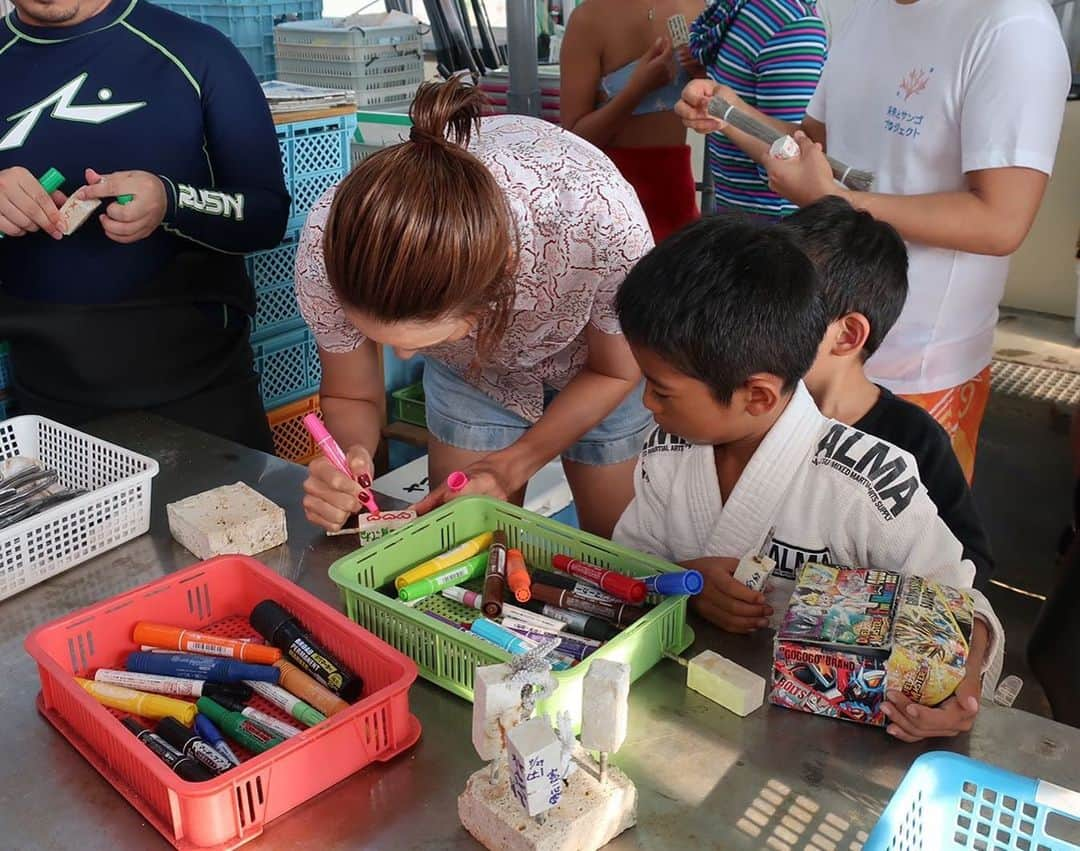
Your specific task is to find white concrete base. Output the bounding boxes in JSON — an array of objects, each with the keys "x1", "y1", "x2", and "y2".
[
  {"x1": 167, "y1": 482, "x2": 287, "y2": 559},
  {"x1": 458, "y1": 750, "x2": 637, "y2": 851}
]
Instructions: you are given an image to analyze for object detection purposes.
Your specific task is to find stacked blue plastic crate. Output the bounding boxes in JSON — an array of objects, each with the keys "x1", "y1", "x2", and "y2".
[
  {"x1": 248, "y1": 112, "x2": 357, "y2": 412},
  {"x1": 153, "y1": 0, "x2": 322, "y2": 81}
]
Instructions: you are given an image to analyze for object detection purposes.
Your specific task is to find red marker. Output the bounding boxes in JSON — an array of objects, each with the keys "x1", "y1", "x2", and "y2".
[{"x1": 551, "y1": 554, "x2": 647, "y2": 604}]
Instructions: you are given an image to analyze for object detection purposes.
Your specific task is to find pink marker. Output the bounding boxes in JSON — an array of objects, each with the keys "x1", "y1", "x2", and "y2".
[
  {"x1": 446, "y1": 471, "x2": 469, "y2": 493},
  {"x1": 302, "y1": 414, "x2": 379, "y2": 513}
]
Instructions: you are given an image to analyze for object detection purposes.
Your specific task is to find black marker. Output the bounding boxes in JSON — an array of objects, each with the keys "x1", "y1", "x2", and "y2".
[
  {"x1": 122, "y1": 718, "x2": 213, "y2": 782},
  {"x1": 250, "y1": 600, "x2": 363, "y2": 702},
  {"x1": 156, "y1": 717, "x2": 232, "y2": 776}
]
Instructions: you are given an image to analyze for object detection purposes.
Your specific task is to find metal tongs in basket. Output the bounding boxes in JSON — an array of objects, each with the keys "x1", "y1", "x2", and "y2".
[{"x1": 0, "y1": 465, "x2": 86, "y2": 530}]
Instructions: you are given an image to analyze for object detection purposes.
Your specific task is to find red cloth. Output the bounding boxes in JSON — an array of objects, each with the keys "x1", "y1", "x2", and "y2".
[{"x1": 606, "y1": 145, "x2": 699, "y2": 244}]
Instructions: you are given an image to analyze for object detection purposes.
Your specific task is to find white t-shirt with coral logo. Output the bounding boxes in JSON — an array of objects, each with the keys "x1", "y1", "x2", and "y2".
[{"x1": 807, "y1": 0, "x2": 1071, "y2": 394}]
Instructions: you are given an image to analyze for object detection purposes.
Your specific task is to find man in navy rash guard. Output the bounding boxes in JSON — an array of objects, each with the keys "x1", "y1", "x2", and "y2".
[{"x1": 0, "y1": 0, "x2": 289, "y2": 450}]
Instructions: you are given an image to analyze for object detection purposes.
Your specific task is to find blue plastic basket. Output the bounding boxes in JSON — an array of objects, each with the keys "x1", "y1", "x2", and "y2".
[
  {"x1": 246, "y1": 226, "x2": 303, "y2": 340},
  {"x1": 154, "y1": 0, "x2": 322, "y2": 81},
  {"x1": 275, "y1": 114, "x2": 357, "y2": 228},
  {"x1": 252, "y1": 325, "x2": 322, "y2": 409},
  {"x1": 866, "y1": 752, "x2": 1080, "y2": 851},
  {"x1": 0, "y1": 342, "x2": 10, "y2": 392}
]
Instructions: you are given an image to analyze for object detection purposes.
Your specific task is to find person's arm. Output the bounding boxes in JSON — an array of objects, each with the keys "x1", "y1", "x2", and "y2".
[
  {"x1": 560, "y1": 3, "x2": 675, "y2": 148},
  {"x1": 766, "y1": 14, "x2": 1069, "y2": 254},
  {"x1": 414, "y1": 325, "x2": 642, "y2": 511},
  {"x1": 81, "y1": 30, "x2": 290, "y2": 252},
  {"x1": 301, "y1": 340, "x2": 385, "y2": 531},
  {"x1": 674, "y1": 79, "x2": 827, "y2": 159},
  {"x1": 768, "y1": 140, "x2": 1051, "y2": 256}
]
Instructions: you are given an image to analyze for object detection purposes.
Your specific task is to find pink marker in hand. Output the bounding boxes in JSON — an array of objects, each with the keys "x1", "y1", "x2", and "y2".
[
  {"x1": 446, "y1": 471, "x2": 469, "y2": 493},
  {"x1": 302, "y1": 413, "x2": 379, "y2": 513}
]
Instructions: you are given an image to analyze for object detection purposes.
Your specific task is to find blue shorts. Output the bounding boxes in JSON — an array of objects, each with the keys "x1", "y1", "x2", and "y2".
[{"x1": 423, "y1": 359, "x2": 653, "y2": 466}]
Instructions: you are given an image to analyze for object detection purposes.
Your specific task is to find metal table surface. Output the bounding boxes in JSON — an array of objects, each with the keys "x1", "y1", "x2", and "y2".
[{"x1": 1, "y1": 414, "x2": 1077, "y2": 850}]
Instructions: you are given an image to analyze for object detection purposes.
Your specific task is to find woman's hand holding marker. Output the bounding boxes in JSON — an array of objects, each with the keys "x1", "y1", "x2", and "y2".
[
  {"x1": 413, "y1": 455, "x2": 524, "y2": 515},
  {"x1": 302, "y1": 445, "x2": 375, "y2": 531}
]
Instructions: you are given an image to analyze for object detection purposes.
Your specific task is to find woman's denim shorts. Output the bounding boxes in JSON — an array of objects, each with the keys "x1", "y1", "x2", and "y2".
[{"x1": 422, "y1": 358, "x2": 653, "y2": 466}]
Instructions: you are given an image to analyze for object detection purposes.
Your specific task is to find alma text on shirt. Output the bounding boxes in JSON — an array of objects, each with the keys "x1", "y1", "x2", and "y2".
[
  {"x1": 812, "y1": 424, "x2": 919, "y2": 520},
  {"x1": 768, "y1": 540, "x2": 834, "y2": 581}
]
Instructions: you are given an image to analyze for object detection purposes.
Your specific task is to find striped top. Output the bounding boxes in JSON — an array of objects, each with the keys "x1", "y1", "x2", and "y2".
[{"x1": 690, "y1": 0, "x2": 827, "y2": 218}]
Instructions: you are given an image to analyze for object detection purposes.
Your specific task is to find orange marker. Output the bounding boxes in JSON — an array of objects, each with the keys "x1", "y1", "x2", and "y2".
[
  {"x1": 133, "y1": 622, "x2": 282, "y2": 665},
  {"x1": 506, "y1": 548, "x2": 532, "y2": 603},
  {"x1": 274, "y1": 660, "x2": 349, "y2": 717}
]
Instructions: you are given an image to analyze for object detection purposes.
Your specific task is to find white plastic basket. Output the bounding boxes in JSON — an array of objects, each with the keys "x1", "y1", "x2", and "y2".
[{"x1": 0, "y1": 416, "x2": 158, "y2": 601}]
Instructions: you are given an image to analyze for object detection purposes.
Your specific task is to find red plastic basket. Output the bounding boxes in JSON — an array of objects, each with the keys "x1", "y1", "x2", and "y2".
[{"x1": 24, "y1": 556, "x2": 421, "y2": 850}]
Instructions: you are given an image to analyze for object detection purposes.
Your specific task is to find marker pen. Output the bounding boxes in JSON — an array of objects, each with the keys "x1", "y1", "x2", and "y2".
[
  {"x1": 531, "y1": 583, "x2": 645, "y2": 627},
  {"x1": 274, "y1": 659, "x2": 350, "y2": 717},
  {"x1": 551, "y1": 555, "x2": 647, "y2": 604},
  {"x1": 501, "y1": 616, "x2": 602, "y2": 648},
  {"x1": 0, "y1": 168, "x2": 64, "y2": 241},
  {"x1": 501, "y1": 603, "x2": 567, "y2": 633},
  {"x1": 94, "y1": 669, "x2": 254, "y2": 703},
  {"x1": 503, "y1": 623, "x2": 598, "y2": 661},
  {"x1": 195, "y1": 714, "x2": 241, "y2": 767},
  {"x1": 522, "y1": 600, "x2": 619, "y2": 641},
  {"x1": 506, "y1": 548, "x2": 531, "y2": 603},
  {"x1": 156, "y1": 717, "x2": 232, "y2": 775},
  {"x1": 302, "y1": 414, "x2": 379, "y2": 514},
  {"x1": 241, "y1": 706, "x2": 302, "y2": 739},
  {"x1": 196, "y1": 698, "x2": 284, "y2": 754},
  {"x1": 441, "y1": 587, "x2": 483, "y2": 610},
  {"x1": 133, "y1": 622, "x2": 281, "y2": 664},
  {"x1": 245, "y1": 681, "x2": 326, "y2": 727},
  {"x1": 123, "y1": 718, "x2": 214, "y2": 782},
  {"x1": 396, "y1": 532, "x2": 495, "y2": 591},
  {"x1": 531, "y1": 570, "x2": 635, "y2": 607},
  {"x1": 446, "y1": 471, "x2": 469, "y2": 493},
  {"x1": 251, "y1": 600, "x2": 363, "y2": 701},
  {"x1": 481, "y1": 530, "x2": 508, "y2": 618},
  {"x1": 397, "y1": 551, "x2": 488, "y2": 602},
  {"x1": 77, "y1": 678, "x2": 197, "y2": 724},
  {"x1": 470, "y1": 618, "x2": 535, "y2": 655},
  {"x1": 126, "y1": 651, "x2": 280, "y2": 684},
  {"x1": 644, "y1": 570, "x2": 704, "y2": 596}
]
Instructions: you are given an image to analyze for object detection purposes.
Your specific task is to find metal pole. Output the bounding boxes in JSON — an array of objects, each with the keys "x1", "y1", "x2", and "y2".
[{"x1": 506, "y1": 0, "x2": 540, "y2": 116}]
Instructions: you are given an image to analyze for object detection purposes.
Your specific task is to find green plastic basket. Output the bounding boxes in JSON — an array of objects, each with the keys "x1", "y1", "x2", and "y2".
[
  {"x1": 328, "y1": 496, "x2": 694, "y2": 725},
  {"x1": 390, "y1": 380, "x2": 426, "y2": 428}
]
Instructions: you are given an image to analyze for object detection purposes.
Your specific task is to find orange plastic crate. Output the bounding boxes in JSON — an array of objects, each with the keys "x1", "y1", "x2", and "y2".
[
  {"x1": 24, "y1": 556, "x2": 421, "y2": 850},
  {"x1": 267, "y1": 394, "x2": 320, "y2": 465}
]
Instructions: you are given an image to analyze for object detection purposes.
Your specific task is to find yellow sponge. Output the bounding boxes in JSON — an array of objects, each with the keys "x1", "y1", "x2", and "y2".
[{"x1": 687, "y1": 650, "x2": 765, "y2": 717}]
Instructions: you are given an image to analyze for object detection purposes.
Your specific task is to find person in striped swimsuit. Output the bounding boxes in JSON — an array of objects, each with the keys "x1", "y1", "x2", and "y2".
[{"x1": 689, "y1": 0, "x2": 826, "y2": 218}]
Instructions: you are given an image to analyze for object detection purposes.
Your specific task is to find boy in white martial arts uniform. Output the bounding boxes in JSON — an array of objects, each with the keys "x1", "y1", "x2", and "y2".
[{"x1": 613, "y1": 215, "x2": 1003, "y2": 741}]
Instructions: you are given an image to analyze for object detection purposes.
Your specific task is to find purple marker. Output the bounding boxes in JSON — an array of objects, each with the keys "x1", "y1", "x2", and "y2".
[{"x1": 504, "y1": 624, "x2": 597, "y2": 661}]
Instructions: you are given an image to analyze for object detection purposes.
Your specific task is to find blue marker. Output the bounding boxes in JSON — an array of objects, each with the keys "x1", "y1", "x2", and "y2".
[
  {"x1": 470, "y1": 619, "x2": 570, "y2": 670},
  {"x1": 195, "y1": 714, "x2": 241, "y2": 767},
  {"x1": 126, "y1": 651, "x2": 280, "y2": 684},
  {"x1": 644, "y1": 570, "x2": 704, "y2": 596}
]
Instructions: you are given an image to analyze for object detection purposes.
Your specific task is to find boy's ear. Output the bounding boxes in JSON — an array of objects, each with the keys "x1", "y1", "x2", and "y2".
[
  {"x1": 743, "y1": 374, "x2": 785, "y2": 416},
  {"x1": 831, "y1": 313, "x2": 872, "y2": 358}
]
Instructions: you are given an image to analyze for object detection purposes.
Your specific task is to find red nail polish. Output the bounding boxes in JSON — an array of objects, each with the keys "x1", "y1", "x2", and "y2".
[
  {"x1": 359, "y1": 473, "x2": 371, "y2": 488},
  {"x1": 359, "y1": 490, "x2": 370, "y2": 503}
]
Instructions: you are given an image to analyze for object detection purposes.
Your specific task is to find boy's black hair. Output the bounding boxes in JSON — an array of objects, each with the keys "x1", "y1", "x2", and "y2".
[
  {"x1": 781, "y1": 196, "x2": 909, "y2": 357},
  {"x1": 616, "y1": 214, "x2": 826, "y2": 403}
]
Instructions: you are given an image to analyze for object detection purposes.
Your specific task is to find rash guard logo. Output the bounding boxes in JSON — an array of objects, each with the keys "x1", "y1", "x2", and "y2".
[
  {"x1": 0, "y1": 75, "x2": 146, "y2": 151},
  {"x1": 177, "y1": 185, "x2": 245, "y2": 220}
]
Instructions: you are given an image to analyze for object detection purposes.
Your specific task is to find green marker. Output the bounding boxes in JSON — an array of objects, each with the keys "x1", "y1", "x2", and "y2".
[
  {"x1": 116, "y1": 193, "x2": 134, "y2": 205},
  {"x1": 196, "y1": 697, "x2": 284, "y2": 754},
  {"x1": 398, "y1": 551, "x2": 489, "y2": 602},
  {"x1": 0, "y1": 167, "x2": 65, "y2": 240}
]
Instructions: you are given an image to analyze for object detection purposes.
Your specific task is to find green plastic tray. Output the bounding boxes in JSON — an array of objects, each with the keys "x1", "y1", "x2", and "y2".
[
  {"x1": 390, "y1": 380, "x2": 426, "y2": 428},
  {"x1": 328, "y1": 496, "x2": 694, "y2": 725}
]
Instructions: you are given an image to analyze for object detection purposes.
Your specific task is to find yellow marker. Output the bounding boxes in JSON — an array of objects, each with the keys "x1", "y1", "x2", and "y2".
[
  {"x1": 394, "y1": 532, "x2": 494, "y2": 590},
  {"x1": 76, "y1": 677, "x2": 197, "y2": 725}
]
